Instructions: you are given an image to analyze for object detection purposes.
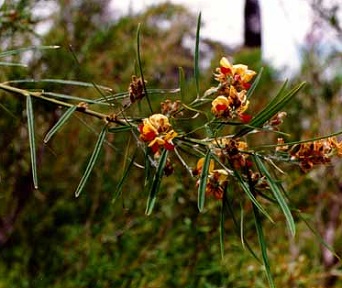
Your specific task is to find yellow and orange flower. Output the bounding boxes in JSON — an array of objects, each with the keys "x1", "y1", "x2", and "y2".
[
  {"x1": 139, "y1": 114, "x2": 177, "y2": 153},
  {"x1": 211, "y1": 95, "x2": 231, "y2": 117},
  {"x1": 211, "y1": 86, "x2": 250, "y2": 119},
  {"x1": 216, "y1": 57, "x2": 256, "y2": 90}
]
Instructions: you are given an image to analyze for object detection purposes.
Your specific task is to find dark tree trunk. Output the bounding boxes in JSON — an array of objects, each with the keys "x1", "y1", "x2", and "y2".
[{"x1": 244, "y1": 0, "x2": 262, "y2": 48}]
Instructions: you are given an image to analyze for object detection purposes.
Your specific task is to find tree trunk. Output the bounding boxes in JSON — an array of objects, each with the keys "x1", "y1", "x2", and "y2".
[{"x1": 244, "y1": 0, "x2": 262, "y2": 48}]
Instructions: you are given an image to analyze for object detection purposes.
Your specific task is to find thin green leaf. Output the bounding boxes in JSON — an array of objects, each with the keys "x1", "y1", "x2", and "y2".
[
  {"x1": 257, "y1": 129, "x2": 342, "y2": 150},
  {"x1": 112, "y1": 152, "x2": 136, "y2": 204},
  {"x1": 223, "y1": 184, "x2": 261, "y2": 263},
  {"x1": 26, "y1": 95, "x2": 38, "y2": 189},
  {"x1": 108, "y1": 125, "x2": 132, "y2": 133},
  {"x1": 194, "y1": 12, "x2": 201, "y2": 99},
  {"x1": 255, "y1": 80, "x2": 289, "y2": 115},
  {"x1": 198, "y1": 150, "x2": 211, "y2": 212},
  {"x1": 232, "y1": 168, "x2": 273, "y2": 222},
  {"x1": 0, "y1": 45, "x2": 60, "y2": 58},
  {"x1": 44, "y1": 106, "x2": 77, "y2": 143},
  {"x1": 42, "y1": 92, "x2": 109, "y2": 105},
  {"x1": 145, "y1": 149, "x2": 169, "y2": 215},
  {"x1": 0, "y1": 102, "x2": 17, "y2": 119},
  {"x1": 255, "y1": 156, "x2": 296, "y2": 236},
  {"x1": 253, "y1": 204, "x2": 275, "y2": 288},
  {"x1": 136, "y1": 23, "x2": 153, "y2": 113},
  {"x1": 234, "y1": 81, "x2": 305, "y2": 138},
  {"x1": 0, "y1": 61, "x2": 27, "y2": 67},
  {"x1": 178, "y1": 67, "x2": 186, "y2": 102},
  {"x1": 144, "y1": 149, "x2": 153, "y2": 188},
  {"x1": 246, "y1": 67, "x2": 263, "y2": 100},
  {"x1": 6, "y1": 79, "x2": 112, "y2": 91},
  {"x1": 75, "y1": 125, "x2": 107, "y2": 197}
]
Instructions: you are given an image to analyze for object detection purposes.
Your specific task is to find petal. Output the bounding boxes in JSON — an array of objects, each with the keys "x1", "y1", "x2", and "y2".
[
  {"x1": 212, "y1": 96, "x2": 230, "y2": 111},
  {"x1": 164, "y1": 141, "x2": 175, "y2": 151},
  {"x1": 220, "y1": 57, "x2": 232, "y2": 68}
]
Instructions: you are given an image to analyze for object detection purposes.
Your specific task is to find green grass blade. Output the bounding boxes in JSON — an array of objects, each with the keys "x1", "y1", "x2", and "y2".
[
  {"x1": 145, "y1": 149, "x2": 169, "y2": 215},
  {"x1": 253, "y1": 203, "x2": 275, "y2": 288},
  {"x1": 112, "y1": 152, "x2": 136, "y2": 204},
  {"x1": 255, "y1": 156, "x2": 296, "y2": 236},
  {"x1": 246, "y1": 67, "x2": 263, "y2": 100},
  {"x1": 26, "y1": 95, "x2": 38, "y2": 189},
  {"x1": 136, "y1": 23, "x2": 153, "y2": 113},
  {"x1": 0, "y1": 45, "x2": 59, "y2": 58},
  {"x1": 194, "y1": 12, "x2": 201, "y2": 99},
  {"x1": 44, "y1": 106, "x2": 77, "y2": 143},
  {"x1": 75, "y1": 125, "x2": 107, "y2": 197},
  {"x1": 234, "y1": 81, "x2": 305, "y2": 138},
  {"x1": 198, "y1": 149, "x2": 211, "y2": 212}
]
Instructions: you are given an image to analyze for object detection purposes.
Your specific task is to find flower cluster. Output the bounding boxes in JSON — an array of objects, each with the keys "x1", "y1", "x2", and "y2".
[
  {"x1": 213, "y1": 138, "x2": 249, "y2": 169},
  {"x1": 139, "y1": 113, "x2": 177, "y2": 154},
  {"x1": 123, "y1": 75, "x2": 146, "y2": 107},
  {"x1": 277, "y1": 137, "x2": 342, "y2": 171},
  {"x1": 192, "y1": 138, "x2": 251, "y2": 200},
  {"x1": 193, "y1": 158, "x2": 228, "y2": 200},
  {"x1": 136, "y1": 56, "x2": 341, "y2": 204},
  {"x1": 211, "y1": 57, "x2": 256, "y2": 121}
]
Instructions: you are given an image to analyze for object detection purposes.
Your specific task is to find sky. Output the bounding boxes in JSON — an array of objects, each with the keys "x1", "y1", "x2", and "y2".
[{"x1": 110, "y1": 0, "x2": 314, "y2": 75}]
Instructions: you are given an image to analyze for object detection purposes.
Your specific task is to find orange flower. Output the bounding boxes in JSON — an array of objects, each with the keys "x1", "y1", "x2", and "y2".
[
  {"x1": 211, "y1": 87, "x2": 249, "y2": 119},
  {"x1": 139, "y1": 114, "x2": 177, "y2": 153},
  {"x1": 216, "y1": 57, "x2": 256, "y2": 91},
  {"x1": 211, "y1": 95, "x2": 231, "y2": 117}
]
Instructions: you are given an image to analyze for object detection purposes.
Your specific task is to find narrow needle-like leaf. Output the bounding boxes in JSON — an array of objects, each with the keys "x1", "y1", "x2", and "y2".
[
  {"x1": 253, "y1": 204, "x2": 275, "y2": 288},
  {"x1": 194, "y1": 12, "x2": 201, "y2": 99},
  {"x1": 145, "y1": 149, "x2": 169, "y2": 215},
  {"x1": 246, "y1": 67, "x2": 263, "y2": 100},
  {"x1": 75, "y1": 125, "x2": 107, "y2": 197},
  {"x1": 255, "y1": 156, "x2": 296, "y2": 236},
  {"x1": 234, "y1": 81, "x2": 305, "y2": 138},
  {"x1": 198, "y1": 149, "x2": 211, "y2": 212},
  {"x1": 233, "y1": 168, "x2": 273, "y2": 222},
  {"x1": 44, "y1": 106, "x2": 77, "y2": 143},
  {"x1": 136, "y1": 23, "x2": 152, "y2": 113},
  {"x1": 112, "y1": 152, "x2": 136, "y2": 204},
  {"x1": 0, "y1": 45, "x2": 60, "y2": 58},
  {"x1": 26, "y1": 95, "x2": 38, "y2": 189}
]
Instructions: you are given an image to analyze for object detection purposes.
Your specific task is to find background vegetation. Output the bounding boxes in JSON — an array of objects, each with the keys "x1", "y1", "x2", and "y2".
[{"x1": 0, "y1": 0, "x2": 341, "y2": 287}]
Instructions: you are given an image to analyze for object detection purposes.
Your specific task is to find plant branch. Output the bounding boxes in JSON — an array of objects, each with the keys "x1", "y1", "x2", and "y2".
[{"x1": 0, "y1": 83, "x2": 129, "y2": 126}]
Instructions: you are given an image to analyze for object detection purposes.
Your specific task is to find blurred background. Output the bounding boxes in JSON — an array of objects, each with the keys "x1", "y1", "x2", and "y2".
[{"x1": 0, "y1": 0, "x2": 341, "y2": 287}]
